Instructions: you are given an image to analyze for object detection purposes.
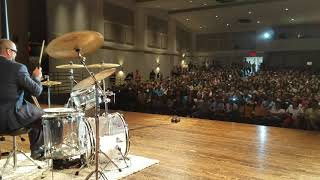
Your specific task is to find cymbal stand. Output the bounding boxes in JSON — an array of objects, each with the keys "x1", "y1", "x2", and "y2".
[
  {"x1": 76, "y1": 49, "x2": 121, "y2": 180},
  {"x1": 99, "y1": 61, "x2": 110, "y2": 115},
  {"x1": 68, "y1": 61, "x2": 78, "y2": 108},
  {"x1": 44, "y1": 75, "x2": 51, "y2": 108}
]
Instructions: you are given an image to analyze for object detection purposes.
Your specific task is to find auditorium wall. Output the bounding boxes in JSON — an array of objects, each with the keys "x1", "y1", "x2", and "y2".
[
  {"x1": 194, "y1": 24, "x2": 320, "y2": 69},
  {"x1": 196, "y1": 31, "x2": 257, "y2": 52},
  {"x1": 264, "y1": 51, "x2": 320, "y2": 69},
  {"x1": 1, "y1": 0, "x2": 30, "y2": 64},
  {"x1": 46, "y1": 0, "x2": 181, "y2": 83}
]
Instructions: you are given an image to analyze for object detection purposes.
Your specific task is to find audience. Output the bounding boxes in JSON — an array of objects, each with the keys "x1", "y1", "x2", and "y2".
[{"x1": 110, "y1": 62, "x2": 320, "y2": 131}]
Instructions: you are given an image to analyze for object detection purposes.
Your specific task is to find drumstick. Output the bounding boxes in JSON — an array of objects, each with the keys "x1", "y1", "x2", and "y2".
[
  {"x1": 38, "y1": 40, "x2": 45, "y2": 66},
  {"x1": 31, "y1": 96, "x2": 41, "y2": 108},
  {"x1": 31, "y1": 40, "x2": 45, "y2": 108}
]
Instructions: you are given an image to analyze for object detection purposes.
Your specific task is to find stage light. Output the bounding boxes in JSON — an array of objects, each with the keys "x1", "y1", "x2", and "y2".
[
  {"x1": 118, "y1": 65, "x2": 124, "y2": 76},
  {"x1": 263, "y1": 32, "x2": 270, "y2": 39},
  {"x1": 258, "y1": 29, "x2": 274, "y2": 41},
  {"x1": 118, "y1": 70, "x2": 124, "y2": 76}
]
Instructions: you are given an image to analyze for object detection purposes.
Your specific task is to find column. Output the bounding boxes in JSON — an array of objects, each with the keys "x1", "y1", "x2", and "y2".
[
  {"x1": 134, "y1": 7, "x2": 146, "y2": 50},
  {"x1": 168, "y1": 17, "x2": 177, "y2": 54}
]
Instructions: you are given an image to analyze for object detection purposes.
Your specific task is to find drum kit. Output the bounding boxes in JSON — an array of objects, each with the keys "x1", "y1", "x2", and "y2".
[{"x1": 41, "y1": 31, "x2": 129, "y2": 179}]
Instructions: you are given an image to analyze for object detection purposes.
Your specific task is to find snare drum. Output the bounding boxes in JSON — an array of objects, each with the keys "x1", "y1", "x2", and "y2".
[
  {"x1": 42, "y1": 108, "x2": 90, "y2": 159},
  {"x1": 70, "y1": 86, "x2": 102, "y2": 110},
  {"x1": 87, "y1": 112, "x2": 130, "y2": 160}
]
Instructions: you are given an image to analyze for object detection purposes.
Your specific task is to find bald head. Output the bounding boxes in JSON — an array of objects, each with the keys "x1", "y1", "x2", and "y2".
[{"x1": 0, "y1": 39, "x2": 17, "y2": 61}]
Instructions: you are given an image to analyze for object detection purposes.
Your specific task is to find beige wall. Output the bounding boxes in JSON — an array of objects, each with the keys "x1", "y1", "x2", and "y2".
[{"x1": 46, "y1": 0, "x2": 181, "y2": 85}]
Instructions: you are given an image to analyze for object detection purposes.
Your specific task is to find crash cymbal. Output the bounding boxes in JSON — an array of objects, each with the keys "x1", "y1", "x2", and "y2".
[
  {"x1": 42, "y1": 80, "x2": 62, "y2": 86},
  {"x1": 56, "y1": 64, "x2": 84, "y2": 69},
  {"x1": 46, "y1": 31, "x2": 104, "y2": 59},
  {"x1": 87, "y1": 63, "x2": 120, "y2": 69},
  {"x1": 73, "y1": 68, "x2": 116, "y2": 91}
]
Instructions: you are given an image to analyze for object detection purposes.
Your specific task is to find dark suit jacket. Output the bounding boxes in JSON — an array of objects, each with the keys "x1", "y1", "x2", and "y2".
[{"x1": 0, "y1": 56, "x2": 44, "y2": 132}]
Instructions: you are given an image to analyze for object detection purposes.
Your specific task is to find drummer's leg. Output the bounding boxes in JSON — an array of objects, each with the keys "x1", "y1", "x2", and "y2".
[{"x1": 27, "y1": 118, "x2": 44, "y2": 160}]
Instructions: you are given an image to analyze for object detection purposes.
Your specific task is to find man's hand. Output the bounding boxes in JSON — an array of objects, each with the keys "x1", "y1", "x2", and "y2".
[{"x1": 33, "y1": 67, "x2": 43, "y2": 79}]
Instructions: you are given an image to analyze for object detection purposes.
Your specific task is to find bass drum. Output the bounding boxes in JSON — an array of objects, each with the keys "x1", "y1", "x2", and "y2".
[{"x1": 86, "y1": 112, "x2": 130, "y2": 161}]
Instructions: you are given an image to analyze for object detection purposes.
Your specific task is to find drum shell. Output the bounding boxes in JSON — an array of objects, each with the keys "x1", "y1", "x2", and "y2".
[
  {"x1": 42, "y1": 108, "x2": 88, "y2": 159},
  {"x1": 70, "y1": 87, "x2": 102, "y2": 110},
  {"x1": 87, "y1": 112, "x2": 130, "y2": 160}
]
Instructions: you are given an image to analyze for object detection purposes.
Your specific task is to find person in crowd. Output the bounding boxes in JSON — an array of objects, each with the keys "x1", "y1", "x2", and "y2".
[{"x1": 149, "y1": 69, "x2": 156, "y2": 81}]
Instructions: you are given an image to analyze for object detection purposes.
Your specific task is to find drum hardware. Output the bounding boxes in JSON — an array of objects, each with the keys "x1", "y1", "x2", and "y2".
[
  {"x1": 72, "y1": 68, "x2": 116, "y2": 91},
  {"x1": 42, "y1": 76, "x2": 62, "y2": 108},
  {"x1": 70, "y1": 86, "x2": 103, "y2": 111},
  {"x1": 78, "y1": 50, "x2": 120, "y2": 179},
  {"x1": 115, "y1": 145, "x2": 129, "y2": 168},
  {"x1": 105, "y1": 90, "x2": 116, "y2": 104},
  {"x1": 72, "y1": 66, "x2": 115, "y2": 114},
  {"x1": 78, "y1": 113, "x2": 130, "y2": 174},
  {"x1": 42, "y1": 108, "x2": 88, "y2": 159},
  {"x1": 46, "y1": 31, "x2": 104, "y2": 59},
  {"x1": 56, "y1": 61, "x2": 83, "y2": 108},
  {"x1": 56, "y1": 63, "x2": 85, "y2": 69},
  {"x1": 87, "y1": 61, "x2": 120, "y2": 99},
  {"x1": 46, "y1": 31, "x2": 128, "y2": 180},
  {"x1": 87, "y1": 62, "x2": 120, "y2": 69}
]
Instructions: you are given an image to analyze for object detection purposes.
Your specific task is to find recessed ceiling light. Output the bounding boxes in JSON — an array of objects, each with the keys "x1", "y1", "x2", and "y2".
[
  {"x1": 264, "y1": 32, "x2": 271, "y2": 39},
  {"x1": 257, "y1": 21, "x2": 261, "y2": 24},
  {"x1": 285, "y1": 8, "x2": 289, "y2": 11},
  {"x1": 189, "y1": 0, "x2": 193, "y2": 3},
  {"x1": 216, "y1": 15, "x2": 219, "y2": 18},
  {"x1": 291, "y1": 18, "x2": 295, "y2": 21},
  {"x1": 203, "y1": 3, "x2": 207, "y2": 6},
  {"x1": 186, "y1": 18, "x2": 190, "y2": 21},
  {"x1": 248, "y1": 11, "x2": 252, "y2": 14},
  {"x1": 227, "y1": 24, "x2": 230, "y2": 26},
  {"x1": 200, "y1": 26, "x2": 203, "y2": 29}
]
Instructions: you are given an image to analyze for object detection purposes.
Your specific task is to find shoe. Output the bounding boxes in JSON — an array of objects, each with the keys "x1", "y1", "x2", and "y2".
[{"x1": 31, "y1": 149, "x2": 45, "y2": 161}]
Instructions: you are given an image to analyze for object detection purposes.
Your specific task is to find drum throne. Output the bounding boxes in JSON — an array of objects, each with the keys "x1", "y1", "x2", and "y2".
[{"x1": 0, "y1": 128, "x2": 42, "y2": 180}]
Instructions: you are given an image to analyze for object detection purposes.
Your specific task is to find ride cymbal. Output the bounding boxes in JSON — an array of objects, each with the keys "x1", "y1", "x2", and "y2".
[
  {"x1": 46, "y1": 31, "x2": 104, "y2": 59},
  {"x1": 73, "y1": 68, "x2": 116, "y2": 91},
  {"x1": 56, "y1": 64, "x2": 84, "y2": 69},
  {"x1": 87, "y1": 63, "x2": 120, "y2": 69}
]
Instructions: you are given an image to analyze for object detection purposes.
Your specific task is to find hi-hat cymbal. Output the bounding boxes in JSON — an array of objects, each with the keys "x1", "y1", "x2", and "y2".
[
  {"x1": 87, "y1": 63, "x2": 120, "y2": 69},
  {"x1": 42, "y1": 80, "x2": 62, "y2": 86},
  {"x1": 46, "y1": 31, "x2": 104, "y2": 59},
  {"x1": 56, "y1": 64, "x2": 84, "y2": 69},
  {"x1": 73, "y1": 68, "x2": 116, "y2": 91}
]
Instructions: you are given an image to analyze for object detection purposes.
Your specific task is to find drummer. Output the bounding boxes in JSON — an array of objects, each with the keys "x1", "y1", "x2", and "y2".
[{"x1": 0, "y1": 39, "x2": 45, "y2": 160}]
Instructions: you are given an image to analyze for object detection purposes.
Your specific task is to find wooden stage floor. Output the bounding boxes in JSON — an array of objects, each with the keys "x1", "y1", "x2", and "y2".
[{"x1": 1, "y1": 111, "x2": 320, "y2": 179}]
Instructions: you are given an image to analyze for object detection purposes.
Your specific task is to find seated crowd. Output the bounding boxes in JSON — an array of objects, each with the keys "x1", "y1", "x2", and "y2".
[{"x1": 110, "y1": 62, "x2": 320, "y2": 130}]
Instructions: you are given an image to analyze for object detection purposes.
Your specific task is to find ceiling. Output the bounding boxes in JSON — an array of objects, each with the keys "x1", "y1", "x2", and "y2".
[{"x1": 136, "y1": 0, "x2": 320, "y2": 33}]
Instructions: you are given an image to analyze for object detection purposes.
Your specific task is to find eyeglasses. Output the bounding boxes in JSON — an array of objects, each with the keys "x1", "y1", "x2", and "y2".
[{"x1": 7, "y1": 48, "x2": 17, "y2": 54}]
